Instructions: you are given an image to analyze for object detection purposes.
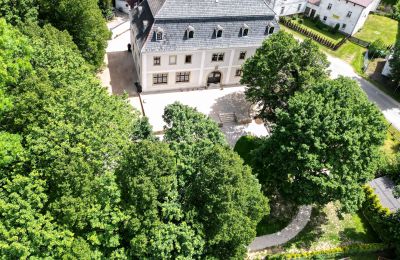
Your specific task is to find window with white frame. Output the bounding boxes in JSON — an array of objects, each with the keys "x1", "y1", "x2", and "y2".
[
  {"x1": 323, "y1": 16, "x2": 327, "y2": 21},
  {"x1": 342, "y1": 23, "x2": 346, "y2": 29},
  {"x1": 215, "y1": 25, "x2": 223, "y2": 38},
  {"x1": 153, "y1": 56, "x2": 161, "y2": 66},
  {"x1": 185, "y1": 55, "x2": 192, "y2": 64},
  {"x1": 156, "y1": 27, "x2": 164, "y2": 41},
  {"x1": 239, "y1": 51, "x2": 246, "y2": 60},
  {"x1": 327, "y1": 3, "x2": 332, "y2": 9},
  {"x1": 347, "y1": 11, "x2": 352, "y2": 17},
  {"x1": 297, "y1": 4, "x2": 302, "y2": 11},
  {"x1": 186, "y1": 25, "x2": 195, "y2": 39},
  {"x1": 212, "y1": 53, "x2": 224, "y2": 62},
  {"x1": 241, "y1": 24, "x2": 249, "y2": 37},
  {"x1": 176, "y1": 72, "x2": 190, "y2": 83},
  {"x1": 169, "y1": 55, "x2": 177, "y2": 65},
  {"x1": 280, "y1": 6, "x2": 285, "y2": 14},
  {"x1": 153, "y1": 73, "x2": 168, "y2": 85},
  {"x1": 266, "y1": 25, "x2": 275, "y2": 35},
  {"x1": 235, "y1": 69, "x2": 243, "y2": 77}
]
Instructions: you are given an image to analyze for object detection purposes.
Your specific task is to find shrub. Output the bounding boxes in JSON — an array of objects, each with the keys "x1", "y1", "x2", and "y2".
[
  {"x1": 265, "y1": 243, "x2": 388, "y2": 259},
  {"x1": 368, "y1": 39, "x2": 388, "y2": 58},
  {"x1": 233, "y1": 135, "x2": 261, "y2": 166}
]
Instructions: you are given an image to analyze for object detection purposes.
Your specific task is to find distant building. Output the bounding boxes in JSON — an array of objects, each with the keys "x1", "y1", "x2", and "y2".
[
  {"x1": 269, "y1": 0, "x2": 381, "y2": 35},
  {"x1": 116, "y1": 0, "x2": 131, "y2": 14},
  {"x1": 130, "y1": 0, "x2": 279, "y2": 92},
  {"x1": 382, "y1": 53, "x2": 393, "y2": 77}
]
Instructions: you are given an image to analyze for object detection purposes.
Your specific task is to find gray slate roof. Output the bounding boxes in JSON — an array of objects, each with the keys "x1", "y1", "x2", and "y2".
[
  {"x1": 369, "y1": 176, "x2": 400, "y2": 212},
  {"x1": 131, "y1": 0, "x2": 278, "y2": 53},
  {"x1": 150, "y1": 0, "x2": 275, "y2": 19}
]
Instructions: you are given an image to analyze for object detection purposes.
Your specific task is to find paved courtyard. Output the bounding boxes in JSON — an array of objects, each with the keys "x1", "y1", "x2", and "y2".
[{"x1": 131, "y1": 86, "x2": 269, "y2": 146}]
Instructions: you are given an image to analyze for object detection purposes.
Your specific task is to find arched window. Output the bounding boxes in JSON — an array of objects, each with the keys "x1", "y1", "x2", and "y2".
[
  {"x1": 156, "y1": 27, "x2": 164, "y2": 41},
  {"x1": 186, "y1": 25, "x2": 195, "y2": 39},
  {"x1": 215, "y1": 25, "x2": 223, "y2": 38},
  {"x1": 241, "y1": 23, "x2": 249, "y2": 37}
]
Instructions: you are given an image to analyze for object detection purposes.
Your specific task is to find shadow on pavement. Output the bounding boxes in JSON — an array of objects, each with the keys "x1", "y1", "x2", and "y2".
[{"x1": 107, "y1": 51, "x2": 138, "y2": 97}]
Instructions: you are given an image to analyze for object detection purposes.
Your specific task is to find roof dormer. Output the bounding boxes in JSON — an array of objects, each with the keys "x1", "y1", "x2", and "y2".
[{"x1": 185, "y1": 25, "x2": 195, "y2": 39}]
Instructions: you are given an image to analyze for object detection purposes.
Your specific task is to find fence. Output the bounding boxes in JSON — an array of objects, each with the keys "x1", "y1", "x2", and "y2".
[{"x1": 280, "y1": 17, "x2": 348, "y2": 50}]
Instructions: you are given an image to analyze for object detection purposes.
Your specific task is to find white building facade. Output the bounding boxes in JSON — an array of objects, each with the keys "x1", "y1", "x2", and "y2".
[
  {"x1": 130, "y1": 0, "x2": 279, "y2": 92},
  {"x1": 269, "y1": 0, "x2": 380, "y2": 35}
]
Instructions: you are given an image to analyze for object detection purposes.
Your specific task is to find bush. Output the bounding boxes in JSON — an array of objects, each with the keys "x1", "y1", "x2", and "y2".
[
  {"x1": 265, "y1": 243, "x2": 388, "y2": 259},
  {"x1": 233, "y1": 135, "x2": 261, "y2": 165},
  {"x1": 330, "y1": 23, "x2": 340, "y2": 33},
  {"x1": 368, "y1": 39, "x2": 388, "y2": 58}
]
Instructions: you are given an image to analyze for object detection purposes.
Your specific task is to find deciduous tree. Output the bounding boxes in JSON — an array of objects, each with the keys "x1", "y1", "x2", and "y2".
[
  {"x1": 254, "y1": 77, "x2": 386, "y2": 212},
  {"x1": 241, "y1": 31, "x2": 329, "y2": 122}
]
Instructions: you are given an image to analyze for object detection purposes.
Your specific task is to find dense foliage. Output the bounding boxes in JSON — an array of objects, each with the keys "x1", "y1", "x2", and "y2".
[
  {"x1": 37, "y1": 0, "x2": 110, "y2": 69},
  {"x1": 0, "y1": 0, "x2": 38, "y2": 25},
  {"x1": 234, "y1": 135, "x2": 262, "y2": 166},
  {"x1": 390, "y1": 38, "x2": 400, "y2": 87},
  {"x1": 253, "y1": 77, "x2": 386, "y2": 212},
  {"x1": 0, "y1": 19, "x2": 268, "y2": 258},
  {"x1": 241, "y1": 31, "x2": 329, "y2": 122}
]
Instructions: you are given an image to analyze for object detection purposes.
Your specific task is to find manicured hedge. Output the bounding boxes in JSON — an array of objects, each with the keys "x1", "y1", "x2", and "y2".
[
  {"x1": 265, "y1": 243, "x2": 388, "y2": 259},
  {"x1": 362, "y1": 185, "x2": 400, "y2": 254}
]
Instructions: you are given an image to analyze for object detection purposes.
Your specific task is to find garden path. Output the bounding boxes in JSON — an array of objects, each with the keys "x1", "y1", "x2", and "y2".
[{"x1": 248, "y1": 205, "x2": 312, "y2": 252}]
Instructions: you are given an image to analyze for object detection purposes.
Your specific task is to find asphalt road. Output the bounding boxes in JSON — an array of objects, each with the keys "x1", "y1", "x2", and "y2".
[{"x1": 327, "y1": 55, "x2": 400, "y2": 131}]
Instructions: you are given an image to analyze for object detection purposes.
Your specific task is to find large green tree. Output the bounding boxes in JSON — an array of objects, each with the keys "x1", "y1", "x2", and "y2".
[
  {"x1": 390, "y1": 38, "x2": 400, "y2": 88},
  {"x1": 0, "y1": 0, "x2": 38, "y2": 25},
  {"x1": 241, "y1": 31, "x2": 329, "y2": 122},
  {"x1": 38, "y1": 0, "x2": 110, "y2": 69},
  {"x1": 254, "y1": 77, "x2": 386, "y2": 212}
]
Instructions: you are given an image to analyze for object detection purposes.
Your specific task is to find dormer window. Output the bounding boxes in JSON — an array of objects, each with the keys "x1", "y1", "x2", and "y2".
[
  {"x1": 156, "y1": 27, "x2": 164, "y2": 41},
  {"x1": 185, "y1": 25, "x2": 195, "y2": 39},
  {"x1": 265, "y1": 22, "x2": 275, "y2": 35},
  {"x1": 241, "y1": 24, "x2": 249, "y2": 37},
  {"x1": 215, "y1": 25, "x2": 223, "y2": 38}
]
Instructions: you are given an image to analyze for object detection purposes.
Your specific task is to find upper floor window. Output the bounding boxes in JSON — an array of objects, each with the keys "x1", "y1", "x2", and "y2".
[
  {"x1": 155, "y1": 27, "x2": 164, "y2": 41},
  {"x1": 212, "y1": 53, "x2": 224, "y2": 62},
  {"x1": 186, "y1": 25, "x2": 195, "y2": 39},
  {"x1": 327, "y1": 3, "x2": 332, "y2": 9},
  {"x1": 347, "y1": 11, "x2": 352, "y2": 17},
  {"x1": 169, "y1": 55, "x2": 177, "y2": 65},
  {"x1": 297, "y1": 4, "x2": 302, "y2": 11},
  {"x1": 215, "y1": 25, "x2": 223, "y2": 38},
  {"x1": 323, "y1": 16, "x2": 327, "y2": 21},
  {"x1": 235, "y1": 69, "x2": 243, "y2": 77},
  {"x1": 239, "y1": 51, "x2": 246, "y2": 60},
  {"x1": 280, "y1": 6, "x2": 285, "y2": 14},
  {"x1": 153, "y1": 56, "x2": 161, "y2": 66},
  {"x1": 185, "y1": 55, "x2": 192, "y2": 64}
]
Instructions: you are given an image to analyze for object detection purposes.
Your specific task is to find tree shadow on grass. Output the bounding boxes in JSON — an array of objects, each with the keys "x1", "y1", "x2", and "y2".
[{"x1": 282, "y1": 206, "x2": 329, "y2": 250}]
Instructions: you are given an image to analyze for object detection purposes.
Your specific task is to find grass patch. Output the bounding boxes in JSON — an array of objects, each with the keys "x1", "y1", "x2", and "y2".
[
  {"x1": 280, "y1": 25, "x2": 366, "y2": 74},
  {"x1": 382, "y1": 124, "x2": 400, "y2": 159},
  {"x1": 283, "y1": 202, "x2": 380, "y2": 252},
  {"x1": 291, "y1": 17, "x2": 345, "y2": 44},
  {"x1": 354, "y1": 14, "x2": 399, "y2": 46}
]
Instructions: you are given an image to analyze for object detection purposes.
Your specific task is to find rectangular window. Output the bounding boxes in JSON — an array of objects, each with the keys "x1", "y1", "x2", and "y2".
[
  {"x1": 327, "y1": 3, "x2": 332, "y2": 9},
  {"x1": 346, "y1": 11, "x2": 352, "y2": 17},
  {"x1": 153, "y1": 73, "x2": 168, "y2": 85},
  {"x1": 280, "y1": 6, "x2": 285, "y2": 14},
  {"x1": 342, "y1": 23, "x2": 346, "y2": 29},
  {"x1": 235, "y1": 69, "x2": 243, "y2": 77},
  {"x1": 239, "y1": 51, "x2": 246, "y2": 60},
  {"x1": 212, "y1": 53, "x2": 224, "y2": 62},
  {"x1": 169, "y1": 55, "x2": 177, "y2": 65},
  {"x1": 176, "y1": 72, "x2": 190, "y2": 83},
  {"x1": 323, "y1": 16, "x2": 327, "y2": 21},
  {"x1": 297, "y1": 4, "x2": 302, "y2": 11},
  {"x1": 185, "y1": 55, "x2": 192, "y2": 64},
  {"x1": 153, "y1": 56, "x2": 161, "y2": 66}
]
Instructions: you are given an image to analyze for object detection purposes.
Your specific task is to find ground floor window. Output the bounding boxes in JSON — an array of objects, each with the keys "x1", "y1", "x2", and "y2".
[
  {"x1": 212, "y1": 53, "x2": 224, "y2": 62},
  {"x1": 176, "y1": 72, "x2": 190, "y2": 83},
  {"x1": 235, "y1": 69, "x2": 243, "y2": 77},
  {"x1": 153, "y1": 73, "x2": 168, "y2": 85}
]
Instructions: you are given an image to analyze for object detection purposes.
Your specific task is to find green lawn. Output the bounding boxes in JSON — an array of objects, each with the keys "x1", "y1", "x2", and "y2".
[
  {"x1": 281, "y1": 25, "x2": 367, "y2": 74},
  {"x1": 283, "y1": 203, "x2": 380, "y2": 252},
  {"x1": 291, "y1": 17, "x2": 345, "y2": 44},
  {"x1": 382, "y1": 124, "x2": 400, "y2": 160},
  {"x1": 354, "y1": 14, "x2": 399, "y2": 46}
]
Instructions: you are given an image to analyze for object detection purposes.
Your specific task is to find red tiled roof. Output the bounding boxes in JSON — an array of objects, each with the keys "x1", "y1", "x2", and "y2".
[{"x1": 308, "y1": 0, "x2": 320, "y2": 5}]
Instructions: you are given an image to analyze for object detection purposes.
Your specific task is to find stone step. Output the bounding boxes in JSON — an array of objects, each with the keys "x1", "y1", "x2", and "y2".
[{"x1": 219, "y1": 112, "x2": 236, "y2": 123}]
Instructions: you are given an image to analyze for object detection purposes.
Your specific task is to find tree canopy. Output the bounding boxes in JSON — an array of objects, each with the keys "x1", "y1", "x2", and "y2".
[
  {"x1": 253, "y1": 77, "x2": 386, "y2": 212},
  {"x1": 390, "y1": 38, "x2": 400, "y2": 87},
  {"x1": 241, "y1": 30, "x2": 329, "y2": 122}
]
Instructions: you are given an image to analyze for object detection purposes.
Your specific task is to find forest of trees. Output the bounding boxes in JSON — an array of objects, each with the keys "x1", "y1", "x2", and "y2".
[{"x1": 0, "y1": 0, "x2": 398, "y2": 258}]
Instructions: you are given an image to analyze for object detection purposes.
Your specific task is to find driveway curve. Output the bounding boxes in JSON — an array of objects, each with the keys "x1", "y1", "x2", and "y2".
[{"x1": 248, "y1": 205, "x2": 312, "y2": 252}]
